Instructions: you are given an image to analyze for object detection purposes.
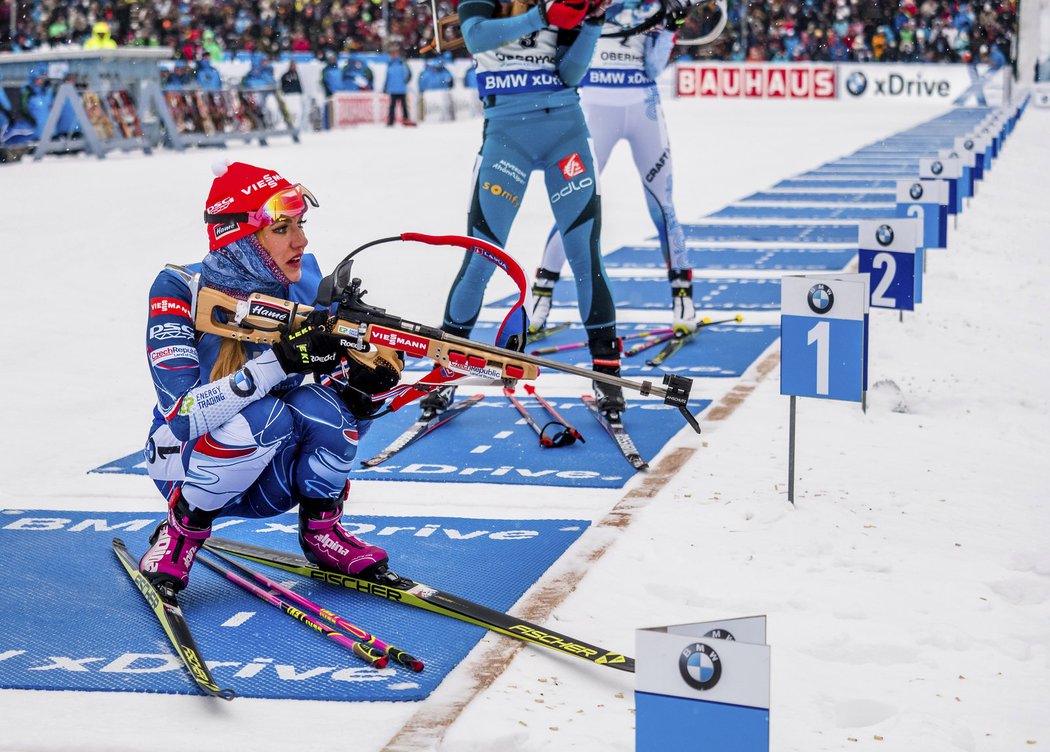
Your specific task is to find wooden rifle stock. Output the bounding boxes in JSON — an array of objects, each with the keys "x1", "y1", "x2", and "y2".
[{"x1": 422, "y1": 0, "x2": 536, "y2": 54}]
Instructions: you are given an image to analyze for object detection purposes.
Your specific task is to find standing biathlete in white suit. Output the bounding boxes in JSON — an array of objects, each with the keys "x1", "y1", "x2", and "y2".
[{"x1": 530, "y1": 0, "x2": 697, "y2": 335}]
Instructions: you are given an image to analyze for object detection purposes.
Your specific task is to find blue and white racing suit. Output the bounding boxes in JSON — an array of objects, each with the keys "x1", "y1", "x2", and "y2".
[
  {"x1": 441, "y1": 0, "x2": 617, "y2": 345},
  {"x1": 540, "y1": 2, "x2": 688, "y2": 274},
  {"x1": 143, "y1": 254, "x2": 369, "y2": 519}
]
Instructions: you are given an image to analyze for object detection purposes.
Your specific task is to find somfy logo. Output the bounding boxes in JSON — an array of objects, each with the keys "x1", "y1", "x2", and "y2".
[
  {"x1": 909, "y1": 183, "x2": 924, "y2": 200},
  {"x1": 679, "y1": 642, "x2": 722, "y2": 690},
  {"x1": 876, "y1": 224, "x2": 895, "y2": 246},
  {"x1": 807, "y1": 283, "x2": 834, "y2": 314},
  {"x1": 845, "y1": 71, "x2": 867, "y2": 96}
]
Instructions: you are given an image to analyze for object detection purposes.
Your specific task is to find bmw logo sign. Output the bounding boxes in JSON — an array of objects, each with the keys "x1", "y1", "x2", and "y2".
[
  {"x1": 704, "y1": 628, "x2": 736, "y2": 641},
  {"x1": 931, "y1": 161, "x2": 943, "y2": 175},
  {"x1": 845, "y1": 71, "x2": 867, "y2": 96},
  {"x1": 679, "y1": 643, "x2": 721, "y2": 691},
  {"x1": 876, "y1": 224, "x2": 895, "y2": 246},
  {"x1": 145, "y1": 437, "x2": 156, "y2": 464},
  {"x1": 807, "y1": 283, "x2": 834, "y2": 314},
  {"x1": 949, "y1": 151, "x2": 959, "y2": 159},
  {"x1": 964, "y1": 138, "x2": 974, "y2": 150},
  {"x1": 909, "y1": 182, "x2": 924, "y2": 200}
]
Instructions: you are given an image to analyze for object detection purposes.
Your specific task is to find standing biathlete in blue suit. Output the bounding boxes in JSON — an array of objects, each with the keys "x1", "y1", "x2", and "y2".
[
  {"x1": 139, "y1": 161, "x2": 403, "y2": 594},
  {"x1": 424, "y1": 0, "x2": 627, "y2": 419},
  {"x1": 532, "y1": 0, "x2": 697, "y2": 336}
]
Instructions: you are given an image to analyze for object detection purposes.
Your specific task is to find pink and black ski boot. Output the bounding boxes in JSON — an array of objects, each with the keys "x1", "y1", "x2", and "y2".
[
  {"x1": 298, "y1": 497, "x2": 388, "y2": 577},
  {"x1": 139, "y1": 489, "x2": 213, "y2": 593}
]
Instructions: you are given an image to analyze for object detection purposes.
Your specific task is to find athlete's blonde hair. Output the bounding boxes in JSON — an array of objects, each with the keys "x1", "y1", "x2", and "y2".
[{"x1": 210, "y1": 338, "x2": 247, "y2": 383}]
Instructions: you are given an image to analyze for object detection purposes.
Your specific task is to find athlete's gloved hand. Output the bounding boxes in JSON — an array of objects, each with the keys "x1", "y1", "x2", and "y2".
[
  {"x1": 541, "y1": 0, "x2": 589, "y2": 29},
  {"x1": 337, "y1": 350, "x2": 404, "y2": 419},
  {"x1": 272, "y1": 310, "x2": 342, "y2": 375},
  {"x1": 665, "y1": 0, "x2": 696, "y2": 25}
]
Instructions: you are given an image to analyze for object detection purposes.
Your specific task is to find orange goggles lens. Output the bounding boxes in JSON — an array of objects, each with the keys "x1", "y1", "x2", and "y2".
[{"x1": 247, "y1": 184, "x2": 319, "y2": 226}]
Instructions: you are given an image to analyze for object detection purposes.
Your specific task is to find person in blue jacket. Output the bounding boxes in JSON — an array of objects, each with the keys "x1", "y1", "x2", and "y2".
[
  {"x1": 138, "y1": 160, "x2": 402, "y2": 594},
  {"x1": 163, "y1": 59, "x2": 192, "y2": 91},
  {"x1": 422, "y1": 0, "x2": 627, "y2": 421},
  {"x1": 196, "y1": 52, "x2": 223, "y2": 91},
  {"x1": 342, "y1": 57, "x2": 375, "y2": 91},
  {"x1": 321, "y1": 52, "x2": 344, "y2": 96},
  {"x1": 242, "y1": 54, "x2": 277, "y2": 89},
  {"x1": 21, "y1": 64, "x2": 55, "y2": 141},
  {"x1": 418, "y1": 55, "x2": 454, "y2": 91},
  {"x1": 383, "y1": 42, "x2": 413, "y2": 126}
]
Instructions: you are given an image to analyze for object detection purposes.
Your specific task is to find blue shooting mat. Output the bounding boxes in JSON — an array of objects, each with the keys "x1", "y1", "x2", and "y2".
[
  {"x1": 708, "y1": 205, "x2": 892, "y2": 220},
  {"x1": 853, "y1": 148, "x2": 945, "y2": 156},
  {"x1": 679, "y1": 224, "x2": 858, "y2": 243},
  {"x1": 812, "y1": 165, "x2": 919, "y2": 173},
  {"x1": 489, "y1": 275, "x2": 782, "y2": 311},
  {"x1": 0, "y1": 511, "x2": 589, "y2": 701},
  {"x1": 602, "y1": 245, "x2": 856, "y2": 271},
  {"x1": 350, "y1": 397, "x2": 709, "y2": 488},
  {"x1": 797, "y1": 168, "x2": 917, "y2": 178},
  {"x1": 741, "y1": 191, "x2": 895, "y2": 203},
  {"x1": 773, "y1": 179, "x2": 898, "y2": 189},
  {"x1": 523, "y1": 321, "x2": 780, "y2": 378}
]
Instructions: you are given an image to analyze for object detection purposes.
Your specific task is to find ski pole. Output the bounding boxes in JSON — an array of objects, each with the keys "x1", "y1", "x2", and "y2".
[
  {"x1": 205, "y1": 548, "x2": 423, "y2": 671},
  {"x1": 530, "y1": 327, "x2": 675, "y2": 356},
  {"x1": 624, "y1": 332, "x2": 677, "y2": 357},
  {"x1": 196, "y1": 551, "x2": 390, "y2": 668},
  {"x1": 504, "y1": 387, "x2": 578, "y2": 447},
  {"x1": 644, "y1": 315, "x2": 745, "y2": 367},
  {"x1": 522, "y1": 384, "x2": 585, "y2": 443}
]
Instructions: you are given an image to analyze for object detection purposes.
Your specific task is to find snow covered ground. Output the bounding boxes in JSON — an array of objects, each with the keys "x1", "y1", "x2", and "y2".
[{"x1": 2, "y1": 93, "x2": 1049, "y2": 752}]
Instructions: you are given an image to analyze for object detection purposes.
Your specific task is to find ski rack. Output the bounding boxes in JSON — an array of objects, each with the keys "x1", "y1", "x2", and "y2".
[{"x1": 34, "y1": 81, "x2": 152, "y2": 160}]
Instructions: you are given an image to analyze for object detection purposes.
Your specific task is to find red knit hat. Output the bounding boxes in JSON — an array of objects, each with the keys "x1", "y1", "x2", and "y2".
[{"x1": 203, "y1": 161, "x2": 316, "y2": 251}]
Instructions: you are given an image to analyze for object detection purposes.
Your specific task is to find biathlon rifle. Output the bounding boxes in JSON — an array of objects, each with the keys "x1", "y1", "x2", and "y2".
[{"x1": 190, "y1": 232, "x2": 701, "y2": 433}]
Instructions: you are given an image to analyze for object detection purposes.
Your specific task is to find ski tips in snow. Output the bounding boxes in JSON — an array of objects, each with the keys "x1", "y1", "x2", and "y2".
[{"x1": 112, "y1": 538, "x2": 237, "y2": 700}]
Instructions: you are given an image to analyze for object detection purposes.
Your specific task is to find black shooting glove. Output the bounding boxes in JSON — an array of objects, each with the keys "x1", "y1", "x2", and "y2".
[
  {"x1": 665, "y1": 0, "x2": 695, "y2": 26},
  {"x1": 272, "y1": 310, "x2": 342, "y2": 375},
  {"x1": 338, "y1": 349, "x2": 404, "y2": 420}
]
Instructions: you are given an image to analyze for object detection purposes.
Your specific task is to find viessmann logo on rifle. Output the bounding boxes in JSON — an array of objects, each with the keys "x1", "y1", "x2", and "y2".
[
  {"x1": 369, "y1": 326, "x2": 430, "y2": 357},
  {"x1": 247, "y1": 300, "x2": 293, "y2": 325}
]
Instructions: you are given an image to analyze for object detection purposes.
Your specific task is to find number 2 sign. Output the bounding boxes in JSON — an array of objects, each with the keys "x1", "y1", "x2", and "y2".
[
  {"x1": 857, "y1": 218, "x2": 920, "y2": 311},
  {"x1": 781, "y1": 274, "x2": 869, "y2": 403}
]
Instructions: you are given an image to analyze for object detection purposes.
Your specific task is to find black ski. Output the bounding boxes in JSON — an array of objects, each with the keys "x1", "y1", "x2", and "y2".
[
  {"x1": 112, "y1": 538, "x2": 236, "y2": 700},
  {"x1": 526, "y1": 322, "x2": 571, "y2": 344},
  {"x1": 361, "y1": 393, "x2": 484, "y2": 467},
  {"x1": 581, "y1": 395, "x2": 649, "y2": 471},
  {"x1": 204, "y1": 537, "x2": 635, "y2": 673}
]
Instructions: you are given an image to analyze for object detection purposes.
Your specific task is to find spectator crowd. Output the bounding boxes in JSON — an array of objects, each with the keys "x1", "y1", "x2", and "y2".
[
  {"x1": 699, "y1": 0, "x2": 1016, "y2": 67},
  {"x1": 1, "y1": 0, "x2": 456, "y2": 59},
  {"x1": 0, "y1": 0, "x2": 1017, "y2": 69}
]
